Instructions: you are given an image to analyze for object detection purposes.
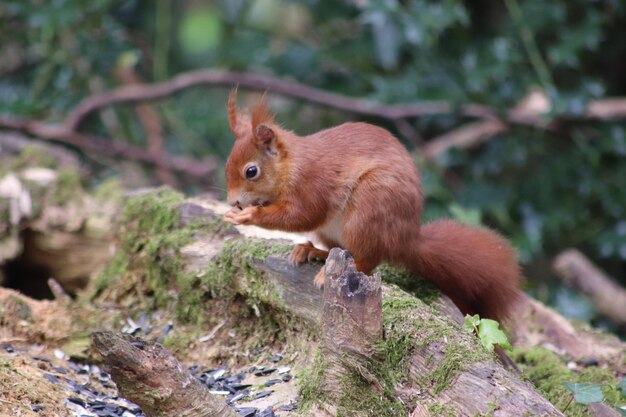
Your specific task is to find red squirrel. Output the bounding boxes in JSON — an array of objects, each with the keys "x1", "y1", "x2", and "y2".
[{"x1": 223, "y1": 91, "x2": 523, "y2": 322}]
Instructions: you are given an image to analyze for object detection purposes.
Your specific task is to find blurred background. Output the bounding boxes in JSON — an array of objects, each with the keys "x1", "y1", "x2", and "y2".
[{"x1": 1, "y1": 0, "x2": 625, "y2": 334}]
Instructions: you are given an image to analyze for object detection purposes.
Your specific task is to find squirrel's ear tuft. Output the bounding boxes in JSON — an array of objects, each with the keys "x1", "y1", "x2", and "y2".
[
  {"x1": 251, "y1": 93, "x2": 275, "y2": 132},
  {"x1": 228, "y1": 87, "x2": 240, "y2": 139}
]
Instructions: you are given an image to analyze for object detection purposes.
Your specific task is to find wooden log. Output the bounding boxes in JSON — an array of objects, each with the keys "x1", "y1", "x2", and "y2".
[
  {"x1": 180, "y1": 228, "x2": 562, "y2": 415},
  {"x1": 173, "y1": 199, "x2": 626, "y2": 415},
  {"x1": 553, "y1": 249, "x2": 626, "y2": 327},
  {"x1": 91, "y1": 331, "x2": 239, "y2": 417}
]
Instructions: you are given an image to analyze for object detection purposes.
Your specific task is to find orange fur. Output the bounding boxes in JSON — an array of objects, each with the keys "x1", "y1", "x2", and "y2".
[
  {"x1": 227, "y1": 88, "x2": 239, "y2": 136},
  {"x1": 251, "y1": 93, "x2": 275, "y2": 133},
  {"x1": 224, "y1": 92, "x2": 523, "y2": 321}
]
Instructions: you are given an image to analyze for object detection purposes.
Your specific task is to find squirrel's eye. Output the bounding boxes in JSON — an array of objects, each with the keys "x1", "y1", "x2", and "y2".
[{"x1": 245, "y1": 165, "x2": 260, "y2": 180}]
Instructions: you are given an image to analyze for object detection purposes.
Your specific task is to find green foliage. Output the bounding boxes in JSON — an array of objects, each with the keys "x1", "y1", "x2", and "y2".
[
  {"x1": 3, "y1": 0, "x2": 626, "y2": 324},
  {"x1": 463, "y1": 315, "x2": 512, "y2": 352}
]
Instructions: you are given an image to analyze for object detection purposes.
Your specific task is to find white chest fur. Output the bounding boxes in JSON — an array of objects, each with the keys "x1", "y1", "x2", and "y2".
[{"x1": 318, "y1": 211, "x2": 345, "y2": 247}]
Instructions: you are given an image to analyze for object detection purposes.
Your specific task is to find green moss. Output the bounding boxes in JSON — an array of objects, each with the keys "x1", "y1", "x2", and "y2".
[
  {"x1": 375, "y1": 264, "x2": 440, "y2": 305},
  {"x1": 9, "y1": 145, "x2": 59, "y2": 171},
  {"x1": 121, "y1": 188, "x2": 192, "y2": 306},
  {"x1": 429, "y1": 403, "x2": 456, "y2": 417},
  {"x1": 298, "y1": 351, "x2": 326, "y2": 411},
  {"x1": 122, "y1": 188, "x2": 186, "y2": 251},
  {"x1": 96, "y1": 186, "x2": 298, "y2": 324},
  {"x1": 93, "y1": 252, "x2": 128, "y2": 294},
  {"x1": 92, "y1": 178, "x2": 124, "y2": 205},
  {"x1": 380, "y1": 287, "x2": 490, "y2": 394},
  {"x1": 511, "y1": 347, "x2": 623, "y2": 417},
  {"x1": 162, "y1": 331, "x2": 194, "y2": 353},
  {"x1": 336, "y1": 366, "x2": 406, "y2": 417},
  {"x1": 177, "y1": 237, "x2": 291, "y2": 322},
  {"x1": 300, "y1": 286, "x2": 492, "y2": 416},
  {"x1": 299, "y1": 350, "x2": 405, "y2": 417},
  {"x1": 93, "y1": 188, "x2": 192, "y2": 309},
  {"x1": 50, "y1": 169, "x2": 83, "y2": 205}
]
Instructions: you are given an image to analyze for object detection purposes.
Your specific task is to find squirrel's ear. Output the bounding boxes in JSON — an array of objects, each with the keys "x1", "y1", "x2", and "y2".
[
  {"x1": 254, "y1": 124, "x2": 281, "y2": 156},
  {"x1": 255, "y1": 124, "x2": 275, "y2": 145},
  {"x1": 251, "y1": 94, "x2": 280, "y2": 155}
]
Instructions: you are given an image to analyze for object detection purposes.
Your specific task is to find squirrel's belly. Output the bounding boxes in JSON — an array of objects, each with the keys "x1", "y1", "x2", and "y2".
[{"x1": 317, "y1": 211, "x2": 345, "y2": 247}]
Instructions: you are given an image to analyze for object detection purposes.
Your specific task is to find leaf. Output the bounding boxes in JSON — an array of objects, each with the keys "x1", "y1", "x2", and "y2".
[
  {"x1": 617, "y1": 377, "x2": 626, "y2": 397},
  {"x1": 564, "y1": 383, "x2": 604, "y2": 405},
  {"x1": 463, "y1": 314, "x2": 480, "y2": 335},
  {"x1": 476, "y1": 319, "x2": 512, "y2": 352}
]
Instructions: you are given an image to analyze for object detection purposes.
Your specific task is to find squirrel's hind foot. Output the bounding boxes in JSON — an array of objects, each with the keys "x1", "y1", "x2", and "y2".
[{"x1": 288, "y1": 241, "x2": 329, "y2": 266}]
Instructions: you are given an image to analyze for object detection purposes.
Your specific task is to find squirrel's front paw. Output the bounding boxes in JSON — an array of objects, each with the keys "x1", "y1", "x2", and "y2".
[{"x1": 224, "y1": 206, "x2": 259, "y2": 225}]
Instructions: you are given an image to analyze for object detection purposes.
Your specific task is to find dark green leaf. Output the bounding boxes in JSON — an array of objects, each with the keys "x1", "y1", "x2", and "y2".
[{"x1": 564, "y1": 383, "x2": 604, "y2": 405}]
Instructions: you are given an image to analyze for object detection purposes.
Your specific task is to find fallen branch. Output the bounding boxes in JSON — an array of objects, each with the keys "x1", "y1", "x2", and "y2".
[
  {"x1": 0, "y1": 131, "x2": 81, "y2": 170},
  {"x1": 422, "y1": 120, "x2": 508, "y2": 160},
  {"x1": 91, "y1": 331, "x2": 239, "y2": 417},
  {"x1": 0, "y1": 117, "x2": 217, "y2": 181},
  {"x1": 553, "y1": 249, "x2": 626, "y2": 328}
]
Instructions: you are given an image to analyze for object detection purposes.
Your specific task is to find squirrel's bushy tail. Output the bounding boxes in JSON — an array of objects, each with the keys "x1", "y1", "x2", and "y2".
[{"x1": 409, "y1": 219, "x2": 523, "y2": 321}]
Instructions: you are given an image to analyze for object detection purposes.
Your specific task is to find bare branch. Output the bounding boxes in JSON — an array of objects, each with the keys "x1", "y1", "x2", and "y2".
[
  {"x1": 0, "y1": 117, "x2": 216, "y2": 180},
  {"x1": 116, "y1": 64, "x2": 178, "y2": 186},
  {"x1": 422, "y1": 120, "x2": 508, "y2": 160},
  {"x1": 64, "y1": 69, "x2": 500, "y2": 131},
  {"x1": 587, "y1": 98, "x2": 626, "y2": 119}
]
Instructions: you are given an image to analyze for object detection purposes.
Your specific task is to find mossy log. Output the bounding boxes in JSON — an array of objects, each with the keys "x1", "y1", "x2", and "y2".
[
  {"x1": 165, "y1": 199, "x2": 565, "y2": 416},
  {"x1": 4, "y1": 186, "x2": 624, "y2": 416}
]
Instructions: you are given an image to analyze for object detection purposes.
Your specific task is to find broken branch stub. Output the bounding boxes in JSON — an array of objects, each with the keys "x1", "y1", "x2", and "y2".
[
  {"x1": 323, "y1": 248, "x2": 383, "y2": 355},
  {"x1": 91, "y1": 331, "x2": 238, "y2": 417},
  {"x1": 320, "y1": 249, "x2": 383, "y2": 397}
]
